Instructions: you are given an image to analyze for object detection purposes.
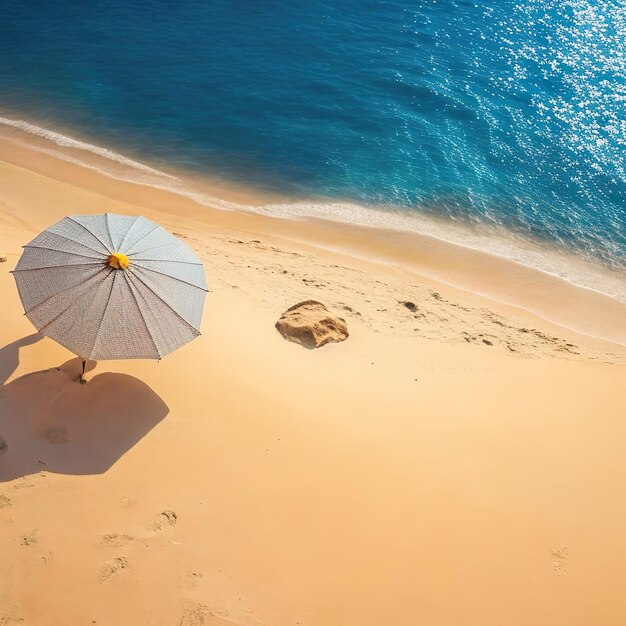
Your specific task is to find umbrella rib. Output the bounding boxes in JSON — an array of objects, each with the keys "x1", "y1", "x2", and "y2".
[
  {"x1": 87, "y1": 269, "x2": 119, "y2": 358},
  {"x1": 12, "y1": 261, "x2": 105, "y2": 273},
  {"x1": 131, "y1": 264, "x2": 208, "y2": 292},
  {"x1": 105, "y1": 213, "x2": 116, "y2": 251},
  {"x1": 123, "y1": 224, "x2": 161, "y2": 255},
  {"x1": 124, "y1": 273, "x2": 162, "y2": 359},
  {"x1": 21, "y1": 266, "x2": 111, "y2": 314},
  {"x1": 34, "y1": 296, "x2": 82, "y2": 334},
  {"x1": 115, "y1": 215, "x2": 141, "y2": 252},
  {"x1": 130, "y1": 258, "x2": 203, "y2": 265},
  {"x1": 22, "y1": 245, "x2": 104, "y2": 261},
  {"x1": 31, "y1": 269, "x2": 111, "y2": 333},
  {"x1": 67, "y1": 217, "x2": 112, "y2": 254},
  {"x1": 126, "y1": 271, "x2": 200, "y2": 334},
  {"x1": 126, "y1": 241, "x2": 200, "y2": 259},
  {"x1": 27, "y1": 232, "x2": 106, "y2": 258}
]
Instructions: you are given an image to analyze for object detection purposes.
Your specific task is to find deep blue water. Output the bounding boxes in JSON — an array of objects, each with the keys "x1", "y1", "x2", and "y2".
[{"x1": 0, "y1": 0, "x2": 624, "y2": 269}]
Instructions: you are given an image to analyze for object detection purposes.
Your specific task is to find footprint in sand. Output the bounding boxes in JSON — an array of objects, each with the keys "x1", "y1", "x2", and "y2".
[
  {"x1": 184, "y1": 571, "x2": 203, "y2": 590},
  {"x1": 179, "y1": 604, "x2": 238, "y2": 626},
  {"x1": 20, "y1": 531, "x2": 37, "y2": 546},
  {"x1": 180, "y1": 604, "x2": 234, "y2": 626},
  {"x1": 179, "y1": 603, "x2": 208, "y2": 626},
  {"x1": 551, "y1": 547, "x2": 568, "y2": 575},
  {"x1": 100, "y1": 533, "x2": 134, "y2": 547},
  {"x1": 152, "y1": 510, "x2": 178, "y2": 531},
  {"x1": 98, "y1": 556, "x2": 129, "y2": 582},
  {"x1": 0, "y1": 495, "x2": 11, "y2": 509},
  {"x1": 178, "y1": 604, "x2": 239, "y2": 626},
  {"x1": 36, "y1": 425, "x2": 69, "y2": 444},
  {"x1": 120, "y1": 496, "x2": 138, "y2": 508}
]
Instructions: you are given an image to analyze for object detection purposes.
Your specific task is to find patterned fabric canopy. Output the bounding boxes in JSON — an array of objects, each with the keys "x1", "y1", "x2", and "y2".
[{"x1": 12, "y1": 214, "x2": 208, "y2": 360}]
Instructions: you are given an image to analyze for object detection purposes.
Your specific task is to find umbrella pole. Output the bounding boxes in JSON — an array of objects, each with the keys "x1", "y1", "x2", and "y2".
[{"x1": 80, "y1": 358, "x2": 86, "y2": 384}]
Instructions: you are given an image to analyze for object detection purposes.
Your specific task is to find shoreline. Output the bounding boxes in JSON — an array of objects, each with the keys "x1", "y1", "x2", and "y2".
[
  {"x1": 2, "y1": 114, "x2": 624, "y2": 300},
  {"x1": 2, "y1": 111, "x2": 626, "y2": 626},
  {"x1": 1, "y1": 113, "x2": 624, "y2": 286},
  {"x1": 0, "y1": 116, "x2": 624, "y2": 348}
]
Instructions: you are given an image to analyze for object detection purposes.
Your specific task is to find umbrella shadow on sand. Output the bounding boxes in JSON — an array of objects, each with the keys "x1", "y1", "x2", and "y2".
[{"x1": 0, "y1": 334, "x2": 169, "y2": 481}]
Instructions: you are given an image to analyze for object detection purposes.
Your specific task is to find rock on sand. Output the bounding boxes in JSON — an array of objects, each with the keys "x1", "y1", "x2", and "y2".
[{"x1": 276, "y1": 300, "x2": 349, "y2": 349}]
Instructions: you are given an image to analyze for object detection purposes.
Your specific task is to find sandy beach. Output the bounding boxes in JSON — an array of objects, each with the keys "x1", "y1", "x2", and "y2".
[{"x1": 1, "y1": 136, "x2": 626, "y2": 626}]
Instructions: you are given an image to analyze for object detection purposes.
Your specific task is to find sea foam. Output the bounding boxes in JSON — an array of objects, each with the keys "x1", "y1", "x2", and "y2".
[{"x1": 1, "y1": 115, "x2": 624, "y2": 307}]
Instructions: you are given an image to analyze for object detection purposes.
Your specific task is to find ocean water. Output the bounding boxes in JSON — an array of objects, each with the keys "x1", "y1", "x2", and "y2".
[{"x1": 0, "y1": 1, "x2": 624, "y2": 282}]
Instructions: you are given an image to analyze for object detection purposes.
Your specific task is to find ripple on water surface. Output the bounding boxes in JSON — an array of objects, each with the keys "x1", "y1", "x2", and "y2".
[{"x1": 0, "y1": 0, "x2": 623, "y2": 273}]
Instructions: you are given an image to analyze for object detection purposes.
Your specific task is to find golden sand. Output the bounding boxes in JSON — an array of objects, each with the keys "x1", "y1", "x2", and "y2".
[{"x1": 0, "y1": 138, "x2": 625, "y2": 625}]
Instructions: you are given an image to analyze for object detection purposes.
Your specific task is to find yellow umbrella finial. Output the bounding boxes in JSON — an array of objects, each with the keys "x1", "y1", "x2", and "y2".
[{"x1": 107, "y1": 252, "x2": 129, "y2": 270}]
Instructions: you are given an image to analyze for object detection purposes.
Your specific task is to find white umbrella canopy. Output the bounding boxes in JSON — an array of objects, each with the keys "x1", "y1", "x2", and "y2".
[{"x1": 12, "y1": 214, "x2": 208, "y2": 361}]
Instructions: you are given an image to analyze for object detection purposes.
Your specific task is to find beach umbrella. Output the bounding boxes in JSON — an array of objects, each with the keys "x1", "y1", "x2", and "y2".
[{"x1": 12, "y1": 214, "x2": 208, "y2": 377}]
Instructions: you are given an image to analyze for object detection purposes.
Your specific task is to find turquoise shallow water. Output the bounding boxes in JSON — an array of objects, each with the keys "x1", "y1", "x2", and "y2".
[{"x1": 0, "y1": 0, "x2": 624, "y2": 272}]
